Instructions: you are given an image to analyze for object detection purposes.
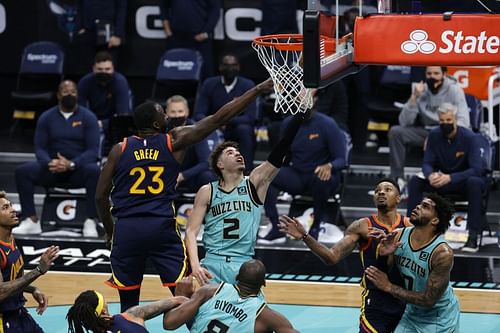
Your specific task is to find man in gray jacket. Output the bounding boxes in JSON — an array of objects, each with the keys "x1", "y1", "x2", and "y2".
[{"x1": 387, "y1": 66, "x2": 469, "y2": 195}]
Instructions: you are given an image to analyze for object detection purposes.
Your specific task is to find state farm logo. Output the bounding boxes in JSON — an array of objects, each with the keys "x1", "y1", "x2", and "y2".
[
  {"x1": 401, "y1": 30, "x2": 436, "y2": 54},
  {"x1": 401, "y1": 29, "x2": 499, "y2": 55}
]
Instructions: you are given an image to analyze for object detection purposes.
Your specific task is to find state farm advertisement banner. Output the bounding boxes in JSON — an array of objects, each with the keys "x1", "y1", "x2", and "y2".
[{"x1": 354, "y1": 14, "x2": 500, "y2": 66}]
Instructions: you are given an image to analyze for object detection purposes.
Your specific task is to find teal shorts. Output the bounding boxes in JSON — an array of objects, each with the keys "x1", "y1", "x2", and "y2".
[
  {"x1": 395, "y1": 299, "x2": 460, "y2": 333},
  {"x1": 201, "y1": 253, "x2": 251, "y2": 284}
]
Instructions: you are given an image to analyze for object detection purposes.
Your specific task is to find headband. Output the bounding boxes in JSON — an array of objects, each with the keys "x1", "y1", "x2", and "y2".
[{"x1": 94, "y1": 291, "x2": 104, "y2": 316}]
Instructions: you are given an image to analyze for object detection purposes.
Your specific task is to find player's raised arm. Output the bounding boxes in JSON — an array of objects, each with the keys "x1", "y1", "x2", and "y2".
[
  {"x1": 170, "y1": 78, "x2": 272, "y2": 152},
  {"x1": 255, "y1": 306, "x2": 299, "y2": 333},
  {"x1": 250, "y1": 111, "x2": 309, "y2": 202},
  {"x1": 279, "y1": 215, "x2": 364, "y2": 265},
  {"x1": 185, "y1": 184, "x2": 213, "y2": 284}
]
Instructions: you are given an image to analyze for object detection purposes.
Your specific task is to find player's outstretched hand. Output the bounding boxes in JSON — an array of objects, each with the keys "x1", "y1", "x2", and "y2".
[
  {"x1": 377, "y1": 231, "x2": 401, "y2": 257},
  {"x1": 278, "y1": 215, "x2": 306, "y2": 240},
  {"x1": 256, "y1": 78, "x2": 274, "y2": 93},
  {"x1": 31, "y1": 288, "x2": 49, "y2": 315},
  {"x1": 365, "y1": 266, "x2": 392, "y2": 293},
  {"x1": 38, "y1": 246, "x2": 60, "y2": 274},
  {"x1": 175, "y1": 277, "x2": 196, "y2": 298},
  {"x1": 191, "y1": 265, "x2": 213, "y2": 286}
]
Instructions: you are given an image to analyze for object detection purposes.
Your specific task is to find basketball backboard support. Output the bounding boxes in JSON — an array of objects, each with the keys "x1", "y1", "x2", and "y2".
[{"x1": 303, "y1": 1, "x2": 367, "y2": 88}]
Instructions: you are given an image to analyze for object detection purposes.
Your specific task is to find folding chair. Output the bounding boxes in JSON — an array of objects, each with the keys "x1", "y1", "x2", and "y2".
[
  {"x1": 10, "y1": 41, "x2": 65, "y2": 137},
  {"x1": 150, "y1": 48, "x2": 203, "y2": 115}
]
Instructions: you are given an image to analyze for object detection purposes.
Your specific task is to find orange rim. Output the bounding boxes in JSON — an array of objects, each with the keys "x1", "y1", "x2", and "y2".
[
  {"x1": 253, "y1": 34, "x2": 304, "y2": 51},
  {"x1": 253, "y1": 33, "x2": 352, "y2": 52}
]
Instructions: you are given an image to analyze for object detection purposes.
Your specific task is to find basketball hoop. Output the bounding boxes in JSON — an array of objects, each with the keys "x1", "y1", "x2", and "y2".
[{"x1": 253, "y1": 34, "x2": 314, "y2": 115}]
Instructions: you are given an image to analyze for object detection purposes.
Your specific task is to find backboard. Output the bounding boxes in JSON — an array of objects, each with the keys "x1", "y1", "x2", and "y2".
[{"x1": 303, "y1": 1, "x2": 368, "y2": 88}]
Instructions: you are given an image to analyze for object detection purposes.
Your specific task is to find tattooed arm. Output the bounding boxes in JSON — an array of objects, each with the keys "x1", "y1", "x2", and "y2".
[
  {"x1": 279, "y1": 216, "x2": 365, "y2": 265},
  {"x1": 366, "y1": 243, "x2": 454, "y2": 308},
  {"x1": 125, "y1": 296, "x2": 187, "y2": 326}
]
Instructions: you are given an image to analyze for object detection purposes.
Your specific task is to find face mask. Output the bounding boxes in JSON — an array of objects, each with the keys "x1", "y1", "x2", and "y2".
[
  {"x1": 95, "y1": 73, "x2": 113, "y2": 85},
  {"x1": 220, "y1": 67, "x2": 238, "y2": 84},
  {"x1": 426, "y1": 78, "x2": 441, "y2": 94},
  {"x1": 440, "y1": 123, "x2": 455, "y2": 136},
  {"x1": 61, "y1": 95, "x2": 77, "y2": 110},
  {"x1": 166, "y1": 117, "x2": 187, "y2": 131}
]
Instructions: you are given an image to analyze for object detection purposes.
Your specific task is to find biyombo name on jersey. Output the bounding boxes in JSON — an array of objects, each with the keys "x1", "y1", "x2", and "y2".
[{"x1": 214, "y1": 300, "x2": 249, "y2": 322}]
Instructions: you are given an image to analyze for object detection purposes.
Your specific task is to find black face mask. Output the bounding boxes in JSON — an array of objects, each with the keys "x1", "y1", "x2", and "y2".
[
  {"x1": 440, "y1": 123, "x2": 455, "y2": 137},
  {"x1": 426, "y1": 78, "x2": 441, "y2": 94},
  {"x1": 61, "y1": 95, "x2": 77, "y2": 110},
  {"x1": 220, "y1": 68, "x2": 238, "y2": 84},
  {"x1": 95, "y1": 73, "x2": 113, "y2": 86},
  {"x1": 166, "y1": 117, "x2": 187, "y2": 131}
]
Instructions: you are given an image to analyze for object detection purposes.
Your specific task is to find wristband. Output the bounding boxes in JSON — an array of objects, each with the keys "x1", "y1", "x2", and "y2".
[
  {"x1": 36, "y1": 266, "x2": 45, "y2": 275},
  {"x1": 301, "y1": 233, "x2": 309, "y2": 241}
]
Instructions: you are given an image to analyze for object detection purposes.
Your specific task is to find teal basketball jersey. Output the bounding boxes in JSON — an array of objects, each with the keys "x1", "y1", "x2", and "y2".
[
  {"x1": 203, "y1": 177, "x2": 263, "y2": 258},
  {"x1": 395, "y1": 227, "x2": 459, "y2": 316},
  {"x1": 190, "y1": 282, "x2": 267, "y2": 333}
]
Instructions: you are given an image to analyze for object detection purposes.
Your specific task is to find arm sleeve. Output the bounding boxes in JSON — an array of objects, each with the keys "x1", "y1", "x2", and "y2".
[
  {"x1": 231, "y1": 81, "x2": 257, "y2": 126},
  {"x1": 114, "y1": 74, "x2": 131, "y2": 114},
  {"x1": 449, "y1": 135, "x2": 482, "y2": 183},
  {"x1": 325, "y1": 121, "x2": 346, "y2": 170},
  {"x1": 267, "y1": 114, "x2": 306, "y2": 168},
  {"x1": 422, "y1": 136, "x2": 436, "y2": 178},
  {"x1": 160, "y1": 0, "x2": 170, "y2": 20},
  {"x1": 193, "y1": 81, "x2": 211, "y2": 121},
  {"x1": 399, "y1": 101, "x2": 419, "y2": 126},
  {"x1": 113, "y1": 0, "x2": 128, "y2": 38},
  {"x1": 182, "y1": 141, "x2": 211, "y2": 180},
  {"x1": 72, "y1": 113, "x2": 100, "y2": 167},
  {"x1": 453, "y1": 87, "x2": 470, "y2": 129},
  {"x1": 34, "y1": 114, "x2": 51, "y2": 165},
  {"x1": 202, "y1": 0, "x2": 222, "y2": 35}
]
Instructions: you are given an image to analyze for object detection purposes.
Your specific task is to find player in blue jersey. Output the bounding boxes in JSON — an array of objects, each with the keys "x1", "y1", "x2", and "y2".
[
  {"x1": 279, "y1": 179, "x2": 410, "y2": 333},
  {"x1": 66, "y1": 290, "x2": 187, "y2": 333},
  {"x1": 95, "y1": 79, "x2": 273, "y2": 312},
  {"x1": 164, "y1": 259, "x2": 298, "y2": 333},
  {"x1": 185, "y1": 110, "x2": 308, "y2": 285},
  {"x1": 366, "y1": 193, "x2": 460, "y2": 333},
  {"x1": 0, "y1": 191, "x2": 59, "y2": 333}
]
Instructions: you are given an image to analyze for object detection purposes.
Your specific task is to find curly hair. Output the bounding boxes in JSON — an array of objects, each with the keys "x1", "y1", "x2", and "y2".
[
  {"x1": 66, "y1": 290, "x2": 112, "y2": 333},
  {"x1": 427, "y1": 193, "x2": 454, "y2": 235},
  {"x1": 209, "y1": 141, "x2": 240, "y2": 179}
]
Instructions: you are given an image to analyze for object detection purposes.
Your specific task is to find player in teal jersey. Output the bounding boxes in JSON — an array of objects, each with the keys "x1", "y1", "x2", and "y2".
[
  {"x1": 164, "y1": 259, "x2": 298, "y2": 333},
  {"x1": 366, "y1": 193, "x2": 460, "y2": 333},
  {"x1": 185, "y1": 112, "x2": 308, "y2": 284}
]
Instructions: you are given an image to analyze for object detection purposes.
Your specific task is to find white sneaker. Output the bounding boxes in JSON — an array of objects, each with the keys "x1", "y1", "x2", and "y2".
[
  {"x1": 13, "y1": 218, "x2": 42, "y2": 235},
  {"x1": 82, "y1": 219, "x2": 98, "y2": 238},
  {"x1": 397, "y1": 178, "x2": 408, "y2": 200}
]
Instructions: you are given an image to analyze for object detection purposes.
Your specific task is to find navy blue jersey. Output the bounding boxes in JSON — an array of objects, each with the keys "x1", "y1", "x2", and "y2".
[
  {"x1": 359, "y1": 214, "x2": 410, "y2": 290},
  {"x1": 0, "y1": 239, "x2": 26, "y2": 312},
  {"x1": 110, "y1": 313, "x2": 149, "y2": 332},
  {"x1": 111, "y1": 134, "x2": 180, "y2": 219}
]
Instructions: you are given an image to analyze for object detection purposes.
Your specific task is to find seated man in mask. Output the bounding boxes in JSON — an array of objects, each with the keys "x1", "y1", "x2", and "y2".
[
  {"x1": 78, "y1": 51, "x2": 131, "y2": 155},
  {"x1": 387, "y1": 66, "x2": 469, "y2": 196},
  {"x1": 166, "y1": 95, "x2": 217, "y2": 193}
]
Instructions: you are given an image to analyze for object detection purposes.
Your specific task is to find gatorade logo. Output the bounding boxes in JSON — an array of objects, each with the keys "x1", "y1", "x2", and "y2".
[
  {"x1": 56, "y1": 200, "x2": 77, "y2": 221},
  {"x1": 401, "y1": 30, "x2": 499, "y2": 55}
]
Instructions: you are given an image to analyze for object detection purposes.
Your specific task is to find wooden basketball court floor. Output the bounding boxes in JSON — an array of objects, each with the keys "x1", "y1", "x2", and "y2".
[{"x1": 25, "y1": 271, "x2": 500, "y2": 332}]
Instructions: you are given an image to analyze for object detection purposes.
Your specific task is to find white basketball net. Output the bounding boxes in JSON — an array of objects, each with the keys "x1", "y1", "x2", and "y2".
[{"x1": 253, "y1": 36, "x2": 314, "y2": 115}]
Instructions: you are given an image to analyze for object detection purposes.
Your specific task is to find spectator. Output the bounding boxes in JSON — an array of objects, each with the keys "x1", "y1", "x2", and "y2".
[
  {"x1": 194, "y1": 54, "x2": 258, "y2": 171},
  {"x1": 0, "y1": 191, "x2": 59, "y2": 333},
  {"x1": 166, "y1": 95, "x2": 217, "y2": 192},
  {"x1": 14, "y1": 81, "x2": 101, "y2": 237},
  {"x1": 388, "y1": 66, "x2": 469, "y2": 195},
  {"x1": 160, "y1": 0, "x2": 221, "y2": 79},
  {"x1": 406, "y1": 103, "x2": 486, "y2": 253},
  {"x1": 78, "y1": 51, "x2": 131, "y2": 155},
  {"x1": 73, "y1": 0, "x2": 128, "y2": 72},
  {"x1": 259, "y1": 109, "x2": 347, "y2": 244}
]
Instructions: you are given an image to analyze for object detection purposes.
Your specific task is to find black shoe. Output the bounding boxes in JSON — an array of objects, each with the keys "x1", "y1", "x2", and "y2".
[
  {"x1": 462, "y1": 237, "x2": 479, "y2": 253},
  {"x1": 257, "y1": 229, "x2": 286, "y2": 245}
]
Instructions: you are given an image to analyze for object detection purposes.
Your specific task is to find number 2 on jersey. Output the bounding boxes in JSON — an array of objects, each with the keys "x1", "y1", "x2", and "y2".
[
  {"x1": 129, "y1": 166, "x2": 164, "y2": 194},
  {"x1": 223, "y1": 218, "x2": 240, "y2": 239}
]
